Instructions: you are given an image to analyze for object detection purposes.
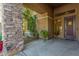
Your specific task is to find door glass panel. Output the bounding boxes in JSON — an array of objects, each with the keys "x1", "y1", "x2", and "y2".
[{"x1": 64, "y1": 15, "x2": 76, "y2": 40}]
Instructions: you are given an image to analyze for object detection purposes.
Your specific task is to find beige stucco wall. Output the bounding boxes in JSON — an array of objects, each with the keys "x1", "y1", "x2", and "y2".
[
  {"x1": 54, "y1": 4, "x2": 79, "y2": 40},
  {"x1": 36, "y1": 13, "x2": 48, "y2": 32}
]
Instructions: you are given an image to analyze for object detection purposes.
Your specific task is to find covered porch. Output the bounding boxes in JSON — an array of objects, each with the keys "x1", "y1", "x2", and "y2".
[{"x1": 16, "y1": 39, "x2": 79, "y2": 56}]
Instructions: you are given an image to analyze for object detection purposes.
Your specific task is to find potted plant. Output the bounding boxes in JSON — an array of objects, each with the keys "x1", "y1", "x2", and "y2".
[{"x1": 40, "y1": 30, "x2": 48, "y2": 40}]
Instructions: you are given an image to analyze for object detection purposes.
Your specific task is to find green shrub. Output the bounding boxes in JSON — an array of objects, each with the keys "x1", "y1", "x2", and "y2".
[
  {"x1": 40, "y1": 30, "x2": 48, "y2": 39},
  {"x1": 0, "y1": 32, "x2": 2, "y2": 41},
  {"x1": 22, "y1": 8, "x2": 38, "y2": 37}
]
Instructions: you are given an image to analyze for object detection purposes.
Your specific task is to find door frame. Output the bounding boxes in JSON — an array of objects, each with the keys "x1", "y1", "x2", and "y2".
[{"x1": 64, "y1": 15, "x2": 76, "y2": 40}]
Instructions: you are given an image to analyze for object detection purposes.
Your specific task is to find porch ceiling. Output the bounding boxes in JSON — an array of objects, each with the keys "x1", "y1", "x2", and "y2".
[
  {"x1": 23, "y1": 3, "x2": 67, "y2": 14},
  {"x1": 48, "y1": 3, "x2": 67, "y2": 8}
]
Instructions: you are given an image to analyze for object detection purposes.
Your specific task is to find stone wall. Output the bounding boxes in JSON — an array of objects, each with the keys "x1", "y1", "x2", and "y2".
[{"x1": 0, "y1": 3, "x2": 23, "y2": 56}]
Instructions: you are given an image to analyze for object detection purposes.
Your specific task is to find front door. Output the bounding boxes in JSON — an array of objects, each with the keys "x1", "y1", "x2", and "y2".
[{"x1": 64, "y1": 15, "x2": 76, "y2": 40}]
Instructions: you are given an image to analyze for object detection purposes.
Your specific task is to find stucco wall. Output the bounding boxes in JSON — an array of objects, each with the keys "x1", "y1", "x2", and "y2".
[{"x1": 37, "y1": 13, "x2": 48, "y2": 32}]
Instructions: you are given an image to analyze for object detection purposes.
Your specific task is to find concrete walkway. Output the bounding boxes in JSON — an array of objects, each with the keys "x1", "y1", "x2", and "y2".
[{"x1": 16, "y1": 39, "x2": 79, "y2": 56}]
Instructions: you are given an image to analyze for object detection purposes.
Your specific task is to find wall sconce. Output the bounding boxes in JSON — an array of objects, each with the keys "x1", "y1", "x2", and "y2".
[
  {"x1": 59, "y1": 26, "x2": 62, "y2": 32},
  {"x1": 68, "y1": 21, "x2": 72, "y2": 26},
  {"x1": 57, "y1": 19, "x2": 61, "y2": 22}
]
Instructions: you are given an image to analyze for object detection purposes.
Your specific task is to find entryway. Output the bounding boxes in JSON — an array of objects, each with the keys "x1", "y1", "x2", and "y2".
[{"x1": 64, "y1": 15, "x2": 76, "y2": 40}]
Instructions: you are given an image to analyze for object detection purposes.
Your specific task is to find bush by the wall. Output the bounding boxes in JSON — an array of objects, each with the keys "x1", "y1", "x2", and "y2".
[{"x1": 40, "y1": 30, "x2": 48, "y2": 39}]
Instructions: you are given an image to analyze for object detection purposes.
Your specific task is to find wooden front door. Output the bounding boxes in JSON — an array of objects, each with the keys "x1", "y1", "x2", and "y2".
[{"x1": 64, "y1": 15, "x2": 76, "y2": 40}]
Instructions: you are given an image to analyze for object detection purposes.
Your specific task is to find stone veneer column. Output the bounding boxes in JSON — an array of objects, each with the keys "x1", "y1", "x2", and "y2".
[
  {"x1": 0, "y1": 4, "x2": 3, "y2": 56},
  {"x1": 0, "y1": 3, "x2": 23, "y2": 56}
]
